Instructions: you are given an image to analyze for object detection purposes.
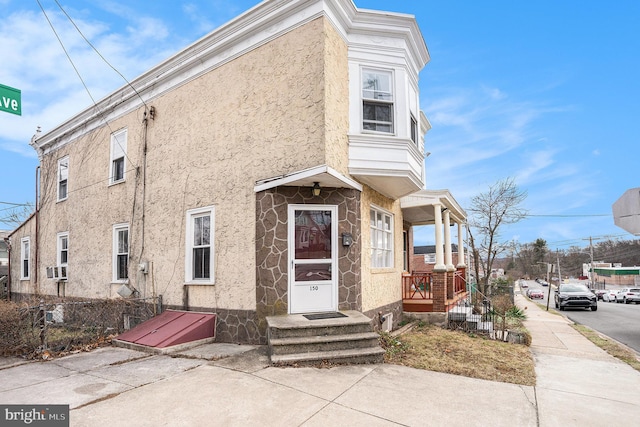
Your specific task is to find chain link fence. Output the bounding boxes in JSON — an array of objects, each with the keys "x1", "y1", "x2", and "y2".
[{"x1": 0, "y1": 295, "x2": 162, "y2": 358}]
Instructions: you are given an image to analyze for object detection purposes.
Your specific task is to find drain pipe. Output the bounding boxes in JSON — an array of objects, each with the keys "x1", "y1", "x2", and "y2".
[
  {"x1": 34, "y1": 165, "x2": 40, "y2": 294},
  {"x1": 3, "y1": 237, "x2": 10, "y2": 301}
]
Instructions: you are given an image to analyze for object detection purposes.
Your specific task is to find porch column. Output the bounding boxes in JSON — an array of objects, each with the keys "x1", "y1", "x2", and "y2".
[
  {"x1": 443, "y1": 209, "x2": 454, "y2": 271},
  {"x1": 456, "y1": 222, "x2": 466, "y2": 268},
  {"x1": 443, "y1": 210, "x2": 455, "y2": 301},
  {"x1": 433, "y1": 204, "x2": 446, "y2": 272}
]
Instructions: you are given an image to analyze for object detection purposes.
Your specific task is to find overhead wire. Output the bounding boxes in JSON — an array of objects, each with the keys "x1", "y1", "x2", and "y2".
[{"x1": 35, "y1": 0, "x2": 137, "y2": 169}]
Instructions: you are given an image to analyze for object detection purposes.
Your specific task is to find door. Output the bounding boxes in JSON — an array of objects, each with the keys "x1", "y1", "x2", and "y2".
[{"x1": 288, "y1": 205, "x2": 338, "y2": 314}]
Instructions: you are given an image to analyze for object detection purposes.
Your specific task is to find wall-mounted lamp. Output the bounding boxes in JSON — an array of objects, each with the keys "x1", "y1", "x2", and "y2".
[{"x1": 312, "y1": 182, "x2": 321, "y2": 197}]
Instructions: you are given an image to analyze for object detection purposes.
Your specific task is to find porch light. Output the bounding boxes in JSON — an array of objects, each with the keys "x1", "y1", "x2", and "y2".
[{"x1": 312, "y1": 182, "x2": 321, "y2": 197}]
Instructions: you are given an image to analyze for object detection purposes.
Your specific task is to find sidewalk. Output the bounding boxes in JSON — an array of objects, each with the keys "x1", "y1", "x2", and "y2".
[
  {"x1": 1, "y1": 297, "x2": 639, "y2": 426},
  {"x1": 517, "y1": 293, "x2": 640, "y2": 426}
]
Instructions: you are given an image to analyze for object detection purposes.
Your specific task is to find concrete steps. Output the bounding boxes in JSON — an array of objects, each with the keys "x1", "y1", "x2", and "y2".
[{"x1": 266, "y1": 311, "x2": 385, "y2": 366}]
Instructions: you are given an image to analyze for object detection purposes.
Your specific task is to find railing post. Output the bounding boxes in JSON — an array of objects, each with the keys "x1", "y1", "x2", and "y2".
[{"x1": 157, "y1": 294, "x2": 163, "y2": 315}]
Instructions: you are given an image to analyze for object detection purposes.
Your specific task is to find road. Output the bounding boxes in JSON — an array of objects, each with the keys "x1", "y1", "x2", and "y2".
[{"x1": 519, "y1": 280, "x2": 640, "y2": 354}]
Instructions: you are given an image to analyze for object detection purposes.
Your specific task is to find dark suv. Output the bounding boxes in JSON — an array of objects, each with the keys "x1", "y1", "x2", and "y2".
[{"x1": 555, "y1": 283, "x2": 597, "y2": 311}]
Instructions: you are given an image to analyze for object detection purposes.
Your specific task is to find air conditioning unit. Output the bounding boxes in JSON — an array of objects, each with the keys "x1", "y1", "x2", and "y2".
[
  {"x1": 46, "y1": 266, "x2": 55, "y2": 279},
  {"x1": 56, "y1": 266, "x2": 68, "y2": 280}
]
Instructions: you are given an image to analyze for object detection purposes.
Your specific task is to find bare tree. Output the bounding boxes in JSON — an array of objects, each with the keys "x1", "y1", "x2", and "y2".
[
  {"x1": 467, "y1": 178, "x2": 527, "y2": 295},
  {"x1": 0, "y1": 202, "x2": 34, "y2": 230}
]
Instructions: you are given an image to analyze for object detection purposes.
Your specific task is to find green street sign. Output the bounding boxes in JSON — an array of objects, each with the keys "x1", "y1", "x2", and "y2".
[{"x1": 0, "y1": 83, "x2": 21, "y2": 116}]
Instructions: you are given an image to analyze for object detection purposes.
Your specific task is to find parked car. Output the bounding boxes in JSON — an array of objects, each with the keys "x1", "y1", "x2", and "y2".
[
  {"x1": 555, "y1": 283, "x2": 597, "y2": 311},
  {"x1": 602, "y1": 290, "x2": 618, "y2": 302},
  {"x1": 615, "y1": 288, "x2": 640, "y2": 304},
  {"x1": 527, "y1": 289, "x2": 544, "y2": 299},
  {"x1": 539, "y1": 280, "x2": 549, "y2": 287},
  {"x1": 594, "y1": 289, "x2": 607, "y2": 300},
  {"x1": 520, "y1": 281, "x2": 529, "y2": 289}
]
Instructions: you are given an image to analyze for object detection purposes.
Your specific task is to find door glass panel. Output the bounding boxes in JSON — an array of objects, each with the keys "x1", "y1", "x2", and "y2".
[
  {"x1": 294, "y1": 210, "x2": 331, "y2": 260},
  {"x1": 295, "y1": 263, "x2": 332, "y2": 281}
]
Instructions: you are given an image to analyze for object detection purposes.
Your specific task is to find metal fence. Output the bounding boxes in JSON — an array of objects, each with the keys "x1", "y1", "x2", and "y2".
[{"x1": 0, "y1": 296, "x2": 162, "y2": 358}]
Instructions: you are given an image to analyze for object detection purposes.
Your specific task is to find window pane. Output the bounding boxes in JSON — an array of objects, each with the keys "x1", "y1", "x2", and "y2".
[
  {"x1": 59, "y1": 180, "x2": 67, "y2": 199},
  {"x1": 118, "y1": 230, "x2": 128, "y2": 253},
  {"x1": 295, "y1": 263, "x2": 332, "y2": 281},
  {"x1": 117, "y1": 254, "x2": 128, "y2": 279},
  {"x1": 61, "y1": 251, "x2": 68, "y2": 265},
  {"x1": 294, "y1": 210, "x2": 331, "y2": 260},
  {"x1": 362, "y1": 71, "x2": 392, "y2": 100},
  {"x1": 113, "y1": 158, "x2": 124, "y2": 181},
  {"x1": 193, "y1": 247, "x2": 210, "y2": 279}
]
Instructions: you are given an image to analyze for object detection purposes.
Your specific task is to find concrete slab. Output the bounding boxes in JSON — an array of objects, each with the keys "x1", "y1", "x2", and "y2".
[
  {"x1": 89, "y1": 354, "x2": 204, "y2": 387},
  {"x1": 0, "y1": 372, "x2": 133, "y2": 409},
  {"x1": 52, "y1": 347, "x2": 150, "y2": 372},
  {"x1": 333, "y1": 364, "x2": 537, "y2": 427},
  {"x1": 255, "y1": 365, "x2": 376, "y2": 401},
  {"x1": 302, "y1": 402, "x2": 397, "y2": 427},
  {"x1": 174, "y1": 342, "x2": 257, "y2": 360},
  {"x1": 71, "y1": 364, "x2": 330, "y2": 427},
  {"x1": 0, "y1": 361, "x2": 74, "y2": 392},
  {"x1": 210, "y1": 346, "x2": 271, "y2": 373}
]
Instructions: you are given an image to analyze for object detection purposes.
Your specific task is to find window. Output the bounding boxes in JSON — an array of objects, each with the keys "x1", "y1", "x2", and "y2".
[
  {"x1": 409, "y1": 84, "x2": 419, "y2": 146},
  {"x1": 57, "y1": 232, "x2": 68, "y2": 266},
  {"x1": 57, "y1": 157, "x2": 68, "y2": 201},
  {"x1": 370, "y1": 207, "x2": 393, "y2": 268},
  {"x1": 185, "y1": 206, "x2": 214, "y2": 283},
  {"x1": 21, "y1": 237, "x2": 30, "y2": 279},
  {"x1": 110, "y1": 129, "x2": 127, "y2": 184},
  {"x1": 410, "y1": 114, "x2": 417, "y2": 144},
  {"x1": 362, "y1": 69, "x2": 394, "y2": 133},
  {"x1": 113, "y1": 224, "x2": 129, "y2": 282}
]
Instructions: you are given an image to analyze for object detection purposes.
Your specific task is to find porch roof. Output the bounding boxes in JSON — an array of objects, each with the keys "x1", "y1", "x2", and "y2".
[
  {"x1": 254, "y1": 165, "x2": 363, "y2": 193},
  {"x1": 400, "y1": 189, "x2": 466, "y2": 225}
]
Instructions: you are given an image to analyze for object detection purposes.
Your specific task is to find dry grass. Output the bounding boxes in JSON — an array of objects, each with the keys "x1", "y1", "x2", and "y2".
[
  {"x1": 572, "y1": 324, "x2": 640, "y2": 372},
  {"x1": 382, "y1": 323, "x2": 536, "y2": 386}
]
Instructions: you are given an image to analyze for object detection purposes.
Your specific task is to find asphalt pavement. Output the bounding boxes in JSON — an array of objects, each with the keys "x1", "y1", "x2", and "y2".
[{"x1": 1, "y1": 294, "x2": 639, "y2": 426}]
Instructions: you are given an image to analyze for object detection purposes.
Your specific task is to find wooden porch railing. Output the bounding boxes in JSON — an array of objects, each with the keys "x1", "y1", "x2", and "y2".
[
  {"x1": 454, "y1": 270, "x2": 466, "y2": 295},
  {"x1": 403, "y1": 268, "x2": 467, "y2": 300},
  {"x1": 403, "y1": 272, "x2": 433, "y2": 300}
]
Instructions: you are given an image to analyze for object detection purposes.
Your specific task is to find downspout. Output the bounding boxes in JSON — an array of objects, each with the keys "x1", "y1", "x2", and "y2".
[{"x1": 35, "y1": 165, "x2": 40, "y2": 294}]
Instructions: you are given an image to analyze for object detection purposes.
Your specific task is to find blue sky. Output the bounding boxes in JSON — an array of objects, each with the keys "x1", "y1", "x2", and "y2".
[{"x1": 1, "y1": 0, "x2": 638, "y2": 251}]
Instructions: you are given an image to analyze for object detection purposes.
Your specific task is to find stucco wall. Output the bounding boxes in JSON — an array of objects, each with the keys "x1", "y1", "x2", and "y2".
[
  {"x1": 360, "y1": 185, "x2": 404, "y2": 313},
  {"x1": 23, "y1": 17, "x2": 336, "y2": 314}
]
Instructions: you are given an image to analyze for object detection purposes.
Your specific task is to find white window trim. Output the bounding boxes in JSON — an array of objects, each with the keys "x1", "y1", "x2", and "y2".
[
  {"x1": 185, "y1": 206, "x2": 215, "y2": 285},
  {"x1": 57, "y1": 156, "x2": 69, "y2": 202},
  {"x1": 370, "y1": 205, "x2": 394, "y2": 269},
  {"x1": 112, "y1": 223, "x2": 129, "y2": 283},
  {"x1": 20, "y1": 237, "x2": 30, "y2": 280},
  {"x1": 109, "y1": 129, "x2": 127, "y2": 185},
  {"x1": 361, "y1": 67, "x2": 395, "y2": 135},
  {"x1": 57, "y1": 232, "x2": 69, "y2": 267}
]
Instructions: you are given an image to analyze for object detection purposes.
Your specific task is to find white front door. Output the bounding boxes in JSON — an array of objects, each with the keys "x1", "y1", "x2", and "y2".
[{"x1": 288, "y1": 205, "x2": 338, "y2": 314}]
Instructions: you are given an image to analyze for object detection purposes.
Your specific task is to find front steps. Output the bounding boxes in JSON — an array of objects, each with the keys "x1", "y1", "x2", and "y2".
[{"x1": 266, "y1": 310, "x2": 385, "y2": 366}]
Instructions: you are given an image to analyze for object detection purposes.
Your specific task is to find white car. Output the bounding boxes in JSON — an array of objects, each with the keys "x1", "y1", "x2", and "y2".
[
  {"x1": 602, "y1": 290, "x2": 618, "y2": 302},
  {"x1": 616, "y1": 288, "x2": 640, "y2": 304}
]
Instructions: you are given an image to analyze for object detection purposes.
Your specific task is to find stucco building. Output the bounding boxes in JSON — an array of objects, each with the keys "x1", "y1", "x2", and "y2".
[{"x1": 8, "y1": 0, "x2": 466, "y2": 344}]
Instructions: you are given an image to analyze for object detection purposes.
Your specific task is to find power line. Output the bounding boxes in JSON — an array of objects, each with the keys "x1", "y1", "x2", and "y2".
[
  {"x1": 525, "y1": 214, "x2": 610, "y2": 218},
  {"x1": 35, "y1": 0, "x2": 137, "y2": 169},
  {"x1": 0, "y1": 201, "x2": 31, "y2": 207}
]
